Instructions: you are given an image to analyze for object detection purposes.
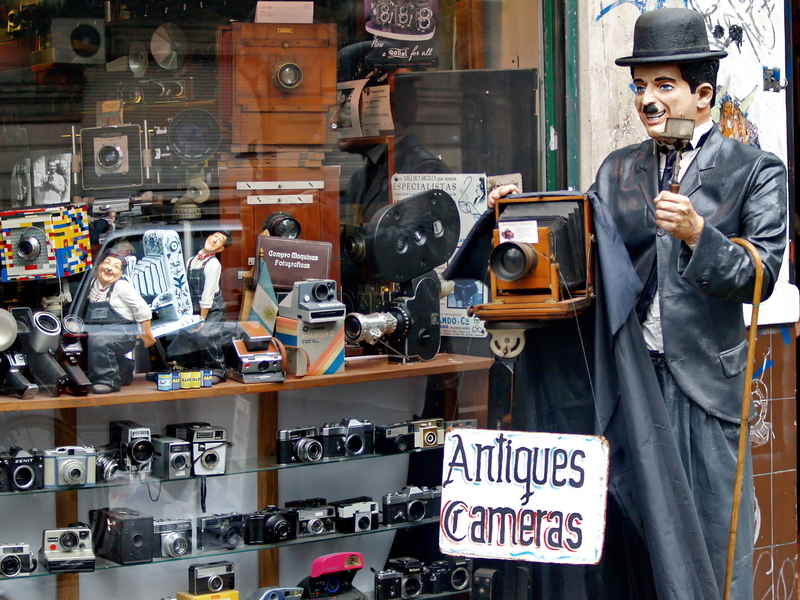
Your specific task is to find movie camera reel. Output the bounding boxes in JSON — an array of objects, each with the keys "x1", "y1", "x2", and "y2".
[{"x1": 342, "y1": 189, "x2": 459, "y2": 363}]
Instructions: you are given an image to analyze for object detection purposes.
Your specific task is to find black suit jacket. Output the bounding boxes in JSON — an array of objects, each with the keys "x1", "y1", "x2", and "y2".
[{"x1": 591, "y1": 125, "x2": 787, "y2": 421}]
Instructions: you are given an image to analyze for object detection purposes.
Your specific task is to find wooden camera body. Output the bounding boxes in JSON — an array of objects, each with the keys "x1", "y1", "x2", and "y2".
[{"x1": 472, "y1": 192, "x2": 594, "y2": 321}]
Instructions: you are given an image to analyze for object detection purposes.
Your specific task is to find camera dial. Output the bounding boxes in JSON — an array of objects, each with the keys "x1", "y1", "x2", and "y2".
[{"x1": 0, "y1": 554, "x2": 21, "y2": 577}]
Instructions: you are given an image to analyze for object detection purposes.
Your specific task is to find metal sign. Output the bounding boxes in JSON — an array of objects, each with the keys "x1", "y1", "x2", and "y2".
[{"x1": 439, "y1": 428, "x2": 609, "y2": 565}]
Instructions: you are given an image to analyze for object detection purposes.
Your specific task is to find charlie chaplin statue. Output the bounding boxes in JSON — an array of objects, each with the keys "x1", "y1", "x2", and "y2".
[
  {"x1": 486, "y1": 7, "x2": 786, "y2": 600},
  {"x1": 166, "y1": 230, "x2": 234, "y2": 383},
  {"x1": 81, "y1": 252, "x2": 156, "y2": 394}
]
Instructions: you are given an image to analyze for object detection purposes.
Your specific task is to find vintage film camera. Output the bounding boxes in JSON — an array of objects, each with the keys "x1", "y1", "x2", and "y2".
[
  {"x1": 39, "y1": 524, "x2": 95, "y2": 573},
  {"x1": 109, "y1": 420, "x2": 155, "y2": 473},
  {"x1": 166, "y1": 423, "x2": 229, "y2": 477},
  {"x1": 43, "y1": 445, "x2": 97, "y2": 488},
  {"x1": 374, "y1": 422, "x2": 415, "y2": 455},
  {"x1": 248, "y1": 587, "x2": 303, "y2": 600},
  {"x1": 78, "y1": 125, "x2": 144, "y2": 191},
  {"x1": 94, "y1": 443, "x2": 120, "y2": 482},
  {"x1": 0, "y1": 336, "x2": 38, "y2": 400},
  {"x1": 0, "y1": 446, "x2": 45, "y2": 492},
  {"x1": 153, "y1": 517, "x2": 192, "y2": 559},
  {"x1": 276, "y1": 426, "x2": 324, "y2": 465},
  {"x1": 89, "y1": 506, "x2": 154, "y2": 565},
  {"x1": 298, "y1": 551, "x2": 364, "y2": 599},
  {"x1": 196, "y1": 513, "x2": 245, "y2": 551},
  {"x1": 410, "y1": 418, "x2": 444, "y2": 448},
  {"x1": 188, "y1": 560, "x2": 235, "y2": 595},
  {"x1": 382, "y1": 485, "x2": 441, "y2": 525},
  {"x1": 244, "y1": 506, "x2": 298, "y2": 545},
  {"x1": 285, "y1": 498, "x2": 336, "y2": 538},
  {"x1": 330, "y1": 496, "x2": 379, "y2": 533},
  {"x1": 226, "y1": 322, "x2": 286, "y2": 384},
  {"x1": 374, "y1": 567, "x2": 403, "y2": 600},
  {"x1": 386, "y1": 557, "x2": 425, "y2": 599},
  {"x1": 424, "y1": 557, "x2": 471, "y2": 594},
  {"x1": 151, "y1": 435, "x2": 192, "y2": 480},
  {"x1": 0, "y1": 543, "x2": 37, "y2": 578},
  {"x1": 320, "y1": 418, "x2": 374, "y2": 458},
  {"x1": 472, "y1": 192, "x2": 594, "y2": 323},
  {"x1": 278, "y1": 279, "x2": 346, "y2": 324},
  {"x1": 343, "y1": 189, "x2": 459, "y2": 363}
]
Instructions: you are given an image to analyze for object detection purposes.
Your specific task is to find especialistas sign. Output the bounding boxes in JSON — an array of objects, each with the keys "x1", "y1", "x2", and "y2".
[{"x1": 439, "y1": 428, "x2": 609, "y2": 565}]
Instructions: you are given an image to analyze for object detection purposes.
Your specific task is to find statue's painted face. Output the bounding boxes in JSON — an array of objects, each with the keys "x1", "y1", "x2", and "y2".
[
  {"x1": 97, "y1": 256, "x2": 124, "y2": 287},
  {"x1": 632, "y1": 63, "x2": 712, "y2": 142},
  {"x1": 203, "y1": 232, "x2": 228, "y2": 254}
]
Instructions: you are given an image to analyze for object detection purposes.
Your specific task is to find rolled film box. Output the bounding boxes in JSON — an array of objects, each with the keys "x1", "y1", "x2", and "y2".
[{"x1": 274, "y1": 316, "x2": 344, "y2": 375}]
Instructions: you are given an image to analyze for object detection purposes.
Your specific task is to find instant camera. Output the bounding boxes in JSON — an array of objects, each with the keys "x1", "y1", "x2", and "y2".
[
  {"x1": 343, "y1": 189, "x2": 460, "y2": 363},
  {"x1": 226, "y1": 321, "x2": 286, "y2": 383},
  {"x1": 298, "y1": 551, "x2": 364, "y2": 599}
]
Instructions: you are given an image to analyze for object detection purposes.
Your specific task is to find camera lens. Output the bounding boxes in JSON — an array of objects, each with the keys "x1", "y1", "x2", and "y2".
[
  {"x1": 266, "y1": 592, "x2": 280, "y2": 600},
  {"x1": 131, "y1": 532, "x2": 145, "y2": 548},
  {"x1": 208, "y1": 575, "x2": 224, "y2": 592},
  {"x1": 97, "y1": 144, "x2": 123, "y2": 170},
  {"x1": 163, "y1": 532, "x2": 189, "y2": 558},
  {"x1": 60, "y1": 459, "x2": 85, "y2": 485},
  {"x1": 171, "y1": 453, "x2": 189, "y2": 470},
  {"x1": 311, "y1": 282, "x2": 331, "y2": 302},
  {"x1": 307, "y1": 518, "x2": 325, "y2": 535},
  {"x1": 266, "y1": 515, "x2": 291, "y2": 541},
  {"x1": 59, "y1": 531, "x2": 79, "y2": 551},
  {"x1": 424, "y1": 430, "x2": 438, "y2": 446},
  {"x1": 343, "y1": 233, "x2": 367, "y2": 263},
  {"x1": 265, "y1": 212, "x2": 301, "y2": 239},
  {"x1": 451, "y1": 566, "x2": 470, "y2": 590},
  {"x1": 12, "y1": 465, "x2": 35, "y2": 490},
  {"x1": 395, "y1": 436, "x2": 409, "y2": 451},
  {"x1": 272, "y1": 62, "x2": 303, "y2": 91},
  {"x1": 129, "y1": 438, "x2": 155, "y2": 464},
  {"x1": 70, "y1": 23, "x2": 102, "y2": 59},
  {"x1": 403, "y1": 575, "x2": 422, "y2": 598},
  {"x1": 357, "y1": 515, "x2": 372, "y2": 531},
  {"x1": 407, "y1": 499, "x2": 426, "y2": 521},
  {"x1": 201, "y1": 450, "x2": 219, "y2": 469},
  {"x1": 220, "y1": 524, "x2": 243, "y2": 549},
  {"x1": 0, "y1": 554, "x2": 22, "y2": 577},
  {"x1": 345, "y1": 433, "x2": 365, "y2": 456},
  {"x1": 295, "y1": 438, "x2": 323, "y2": 463},
  {"x1": 96, "y1": 451, "x2": 119, "y2": 481},
  {"x1": 16, "y1": 236, "x2": 40, "y2": 260},
  {"x1": 490, "y1": 241, "x2": 539, "y2": 282},
  {"x1": 325, "y1": 576, "x2": 341, "y2": 595}
]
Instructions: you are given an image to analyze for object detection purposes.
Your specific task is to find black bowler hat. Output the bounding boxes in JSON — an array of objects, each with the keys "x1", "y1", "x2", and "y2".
[{"x1": 615, "y1": 8, "x2": 727, "y2": 66}]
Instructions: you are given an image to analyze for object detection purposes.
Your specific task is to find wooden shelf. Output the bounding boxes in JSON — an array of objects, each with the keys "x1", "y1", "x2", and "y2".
[{"x1": 0, "y1": 354, "x2": 493, "y2": 412}]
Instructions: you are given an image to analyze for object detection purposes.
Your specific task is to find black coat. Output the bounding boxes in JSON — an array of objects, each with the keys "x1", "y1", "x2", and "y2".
[{"x1": 591, "y1": 126, "x2": 787, "y2": 422}]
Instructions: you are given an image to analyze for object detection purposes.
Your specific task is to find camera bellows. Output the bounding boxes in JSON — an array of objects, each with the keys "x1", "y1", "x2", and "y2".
[{"x1": 493, "y1": 200, "x2": 586, "y2": 292}]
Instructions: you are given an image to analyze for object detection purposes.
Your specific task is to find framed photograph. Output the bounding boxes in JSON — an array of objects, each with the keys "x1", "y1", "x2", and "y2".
[
  {"x1": 10, "y1": 157, "x2": 32, "y2": 208},
  {"x1": 32, "y1": 150, "x2": 71, "y2": 205}
]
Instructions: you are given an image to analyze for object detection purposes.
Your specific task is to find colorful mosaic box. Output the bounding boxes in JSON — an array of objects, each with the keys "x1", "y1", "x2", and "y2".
[{"x1": 0, "y1": 205, "x2": 92, "y2": 281}]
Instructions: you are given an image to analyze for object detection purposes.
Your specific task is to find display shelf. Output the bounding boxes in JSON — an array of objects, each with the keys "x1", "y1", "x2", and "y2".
[
  {"x1": 0, "y1": 354, "x2": 493, "y2": 413},
  {"x1": 19, "y1": 517, "x2": 440, "y2": 579},
  {"x1": 0, "y1": 446, "x2": 444, "y2": 498}
]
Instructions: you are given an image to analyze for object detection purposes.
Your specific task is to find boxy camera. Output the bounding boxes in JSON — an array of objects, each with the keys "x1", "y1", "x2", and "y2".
[{"x1": 79, "y1": 125, "x2": 144, "y2": 190}]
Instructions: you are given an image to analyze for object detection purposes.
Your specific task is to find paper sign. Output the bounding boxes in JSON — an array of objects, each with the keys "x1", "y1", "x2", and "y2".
[
  {"x1": 255, "y1": 1, "x2": 313, "y2": 23},
  {"x1": 439, "y1": 428, "x2": 609, "y2": 565}
]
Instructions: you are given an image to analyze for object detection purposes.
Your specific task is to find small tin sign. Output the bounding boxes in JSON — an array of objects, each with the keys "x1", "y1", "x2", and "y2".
[{"x1": 439, "y1": 428, "x2": 609, "y2": 565}]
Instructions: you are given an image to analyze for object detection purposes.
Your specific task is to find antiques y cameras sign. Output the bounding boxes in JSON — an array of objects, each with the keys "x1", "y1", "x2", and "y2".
[{"x1": 439, "y1": 428, "x2": 609, "y2": 565}]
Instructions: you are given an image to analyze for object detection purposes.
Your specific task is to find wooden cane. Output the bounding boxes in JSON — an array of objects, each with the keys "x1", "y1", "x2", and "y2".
[{"x1": 723, "y1": 238, "x2": 763, "y2": 600}]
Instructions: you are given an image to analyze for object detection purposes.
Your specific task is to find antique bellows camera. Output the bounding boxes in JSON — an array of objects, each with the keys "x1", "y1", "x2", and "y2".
[{"x1": 470, "y1": 192, "x2": 594, "y2": 322}]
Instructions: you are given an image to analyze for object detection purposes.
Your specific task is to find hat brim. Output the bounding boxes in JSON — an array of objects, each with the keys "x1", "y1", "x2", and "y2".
[{"x1": 615, "y1": 49, "x2": 728, "y2": 66}]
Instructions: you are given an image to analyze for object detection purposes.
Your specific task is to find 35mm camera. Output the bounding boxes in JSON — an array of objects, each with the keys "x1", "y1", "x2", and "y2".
[{"x1": 0, "y1": 543, "x2": 37, "y2": 578}]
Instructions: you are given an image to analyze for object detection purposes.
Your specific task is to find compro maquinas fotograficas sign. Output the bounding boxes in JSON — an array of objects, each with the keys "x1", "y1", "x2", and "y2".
[{"x1": 439, "y1": 428, "x2": 609, "y2": 565}]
